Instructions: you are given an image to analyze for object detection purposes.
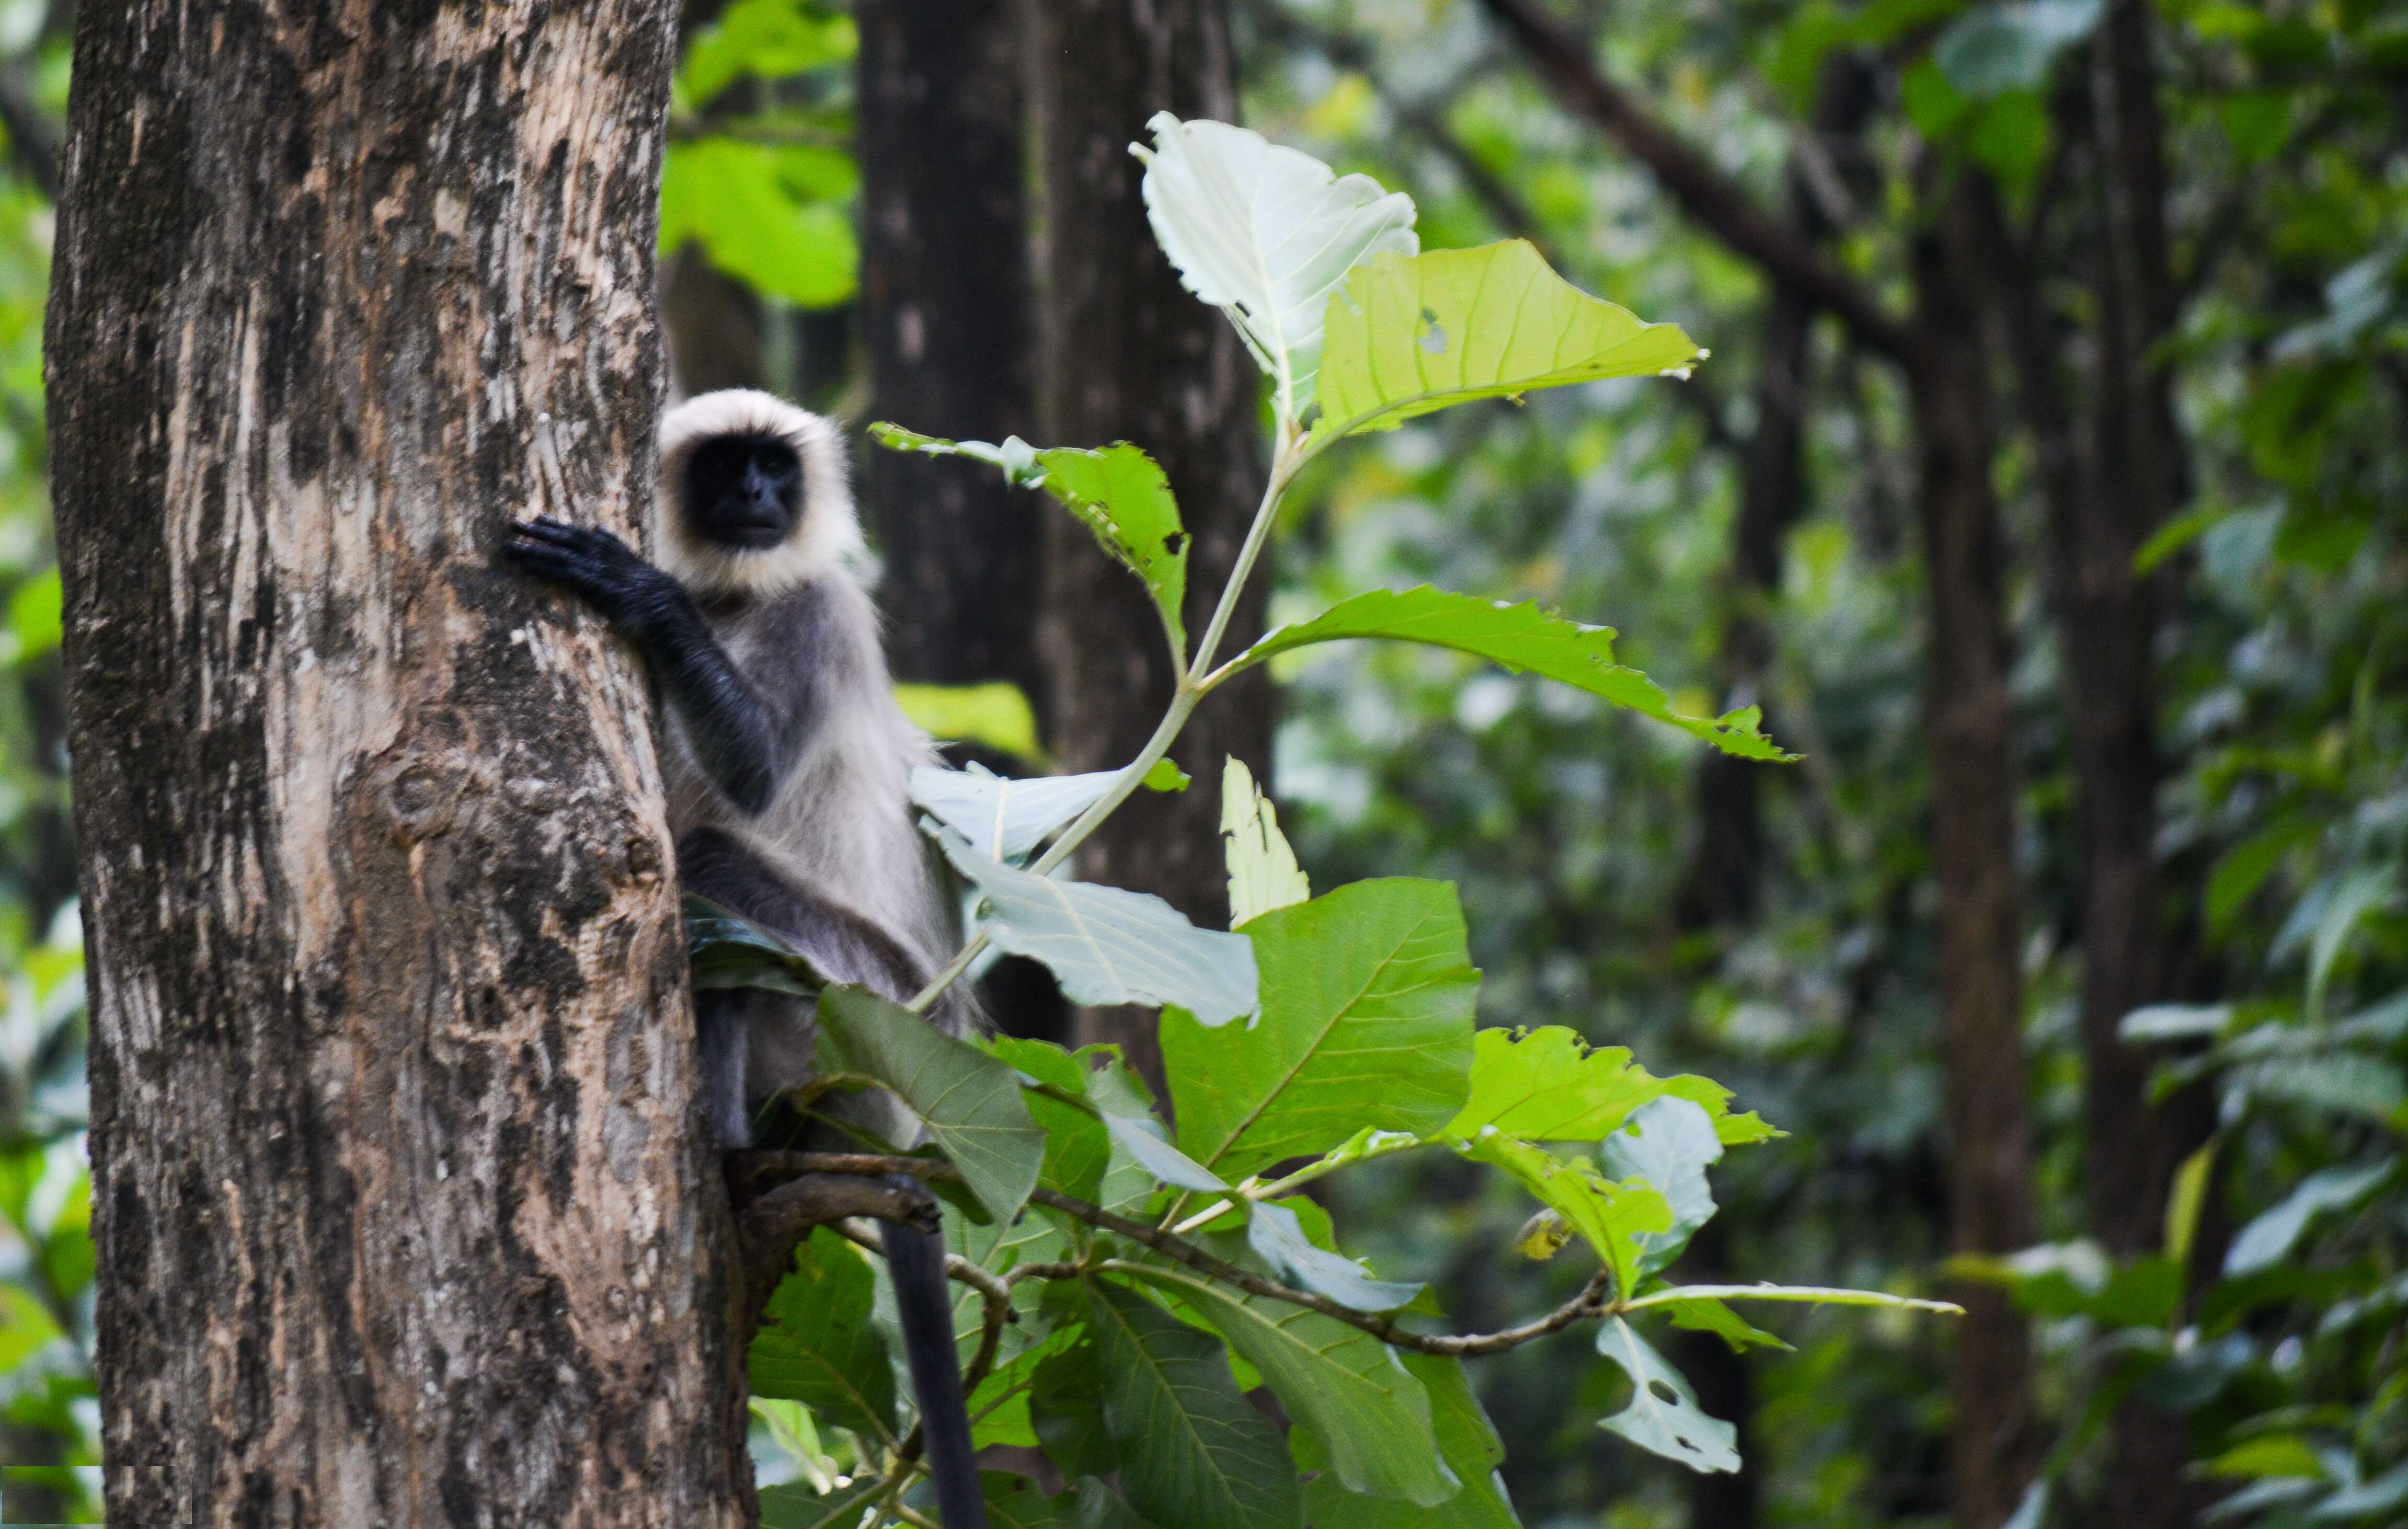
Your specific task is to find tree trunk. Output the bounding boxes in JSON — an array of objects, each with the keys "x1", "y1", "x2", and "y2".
[
  {"x1": 46, "y1": 5, "x2": 750, "y2": 1525},
  {"x1": 858, "y1": 0, "x2": 1040, "y2": 702},
  {"x1": 1911, "y1": 175, "x2": 2039, "y2": 1529},
  {"x1": 1026, "y1": 0, "x2": 1270, "y2": 1094}
]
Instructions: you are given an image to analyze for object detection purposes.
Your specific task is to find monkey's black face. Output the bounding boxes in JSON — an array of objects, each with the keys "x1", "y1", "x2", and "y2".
[{"x1": 683, "y1": 435, "x2": 804, "y2": 550}]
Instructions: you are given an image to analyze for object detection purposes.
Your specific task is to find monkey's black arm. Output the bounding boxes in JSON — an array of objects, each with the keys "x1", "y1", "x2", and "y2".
[{"x1": 504, "y1": 518, "x2": 804, "y2": 814}]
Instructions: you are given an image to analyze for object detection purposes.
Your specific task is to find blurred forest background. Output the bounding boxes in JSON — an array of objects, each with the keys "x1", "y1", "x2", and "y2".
[{"x1": 2, "y1": 0, "x2": 2405, "y2": 1525}]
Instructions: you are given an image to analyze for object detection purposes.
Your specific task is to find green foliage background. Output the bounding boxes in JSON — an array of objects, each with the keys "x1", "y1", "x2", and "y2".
[{"x1": 3, "y1": 0, "x2": 2406, "y2": 1524}]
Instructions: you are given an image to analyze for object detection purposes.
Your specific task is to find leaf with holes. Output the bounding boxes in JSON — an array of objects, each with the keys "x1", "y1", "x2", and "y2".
[
  {"x1": 1455, "y1": 1130, "x2": 1672, "y2": 1296},
  {"x1": 1219, "y1": 588, "x2": 1787, "y2": 760},
  {"x1": 1135, "y1": 112, "x2": 1418, "y2": 416},
  {"x1": 940, "y1": 832, "x2": 1259, "y2": 1027},
  {"x1": 1309, "y1": 241, "x2": 1701, "y2": 443},
  {"x1": 1595, "y1": 1318, "x2": 1740, "y2": 1474},
  {"x1": 1033, "y1": 444, "x2": 1192, "y2": 659},
  {"x1": 1165, "y1": 878, "x2": 1476, "y2": 1181}
]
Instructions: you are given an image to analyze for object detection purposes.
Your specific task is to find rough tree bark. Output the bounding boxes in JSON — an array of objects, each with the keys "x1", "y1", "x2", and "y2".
[
  {"x1": 46, "y1": 5, "x2": 750, "y2": 1525},
  {"x1": 1026, "y1": 0, "x2": 1271, "y2": 1093}
]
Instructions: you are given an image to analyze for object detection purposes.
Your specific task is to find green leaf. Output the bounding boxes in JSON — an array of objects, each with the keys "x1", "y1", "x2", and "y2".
[
  {"x1": 895, "y1": 681, "x2": 1044, "y2": 762},
  {"x1": 1309, "y1": 242, "x2": 1702, "y2": 444},
  {"x1": 685, "y1": 895, "x2": 828, "y2": 998},
  {"x1": 2205, "y1": 817, "x2": 2318, "y2": 936},
  {"x1": 1448, "y1": 1026, "x2": 1775, "y2": 1146},
  {"x1": 1455, "y1": 1131, "x2": 1671, "y2": 1295},
  {"x1": 913, "y1": 764, "x2": 1119, "y2": 866},
  {"x1": 1222, "y1": 588, "x2": 1787, "y2": 760},
  {"x1": 1032, "y1": 444, "x2": 1191, "y2": 659},
  {"x1": 5, "y1": 568, "x2": 61, "y2": 667},
  {"x1": 939, "y1": 832, "x2": 1260, "y2": 1027},
  {"x1": 868, "y1": 424, "x2": 1048, "y2": 487},
  {"x1": 748, "y1": 1227, "x2": 898, "y2": 1444},
  {"x1": 2224, "y1": 1159, "x2": 2400, "y2": 1276},
  {"x1": 986, "y1": 1476, "x2": 1170, "y2": 1529},
  {"x1": 757, "y1": 1475, "x2": 888, "y2": 1529},
  {"x1": 2165, "y1": 1137, "x2": 2218, "y2": 1267},
  {"x1": 817, "y1": 985, "x2": 1045, "y2": 1221},
  {"x1": 1144, "y1": 757, "x2": 1193, "y2": 792},
  {"x1": 1296, "y1": 1352, "x2": 1522, "y2": 1528},
  {"x1": 1134, "y1": 113, "x2": 1418, "y2": 416},
  {"x1": 1245, "y1": 1200, "x2": 1423, "y2": 1313},
  {"x1": 1664, "y1": 1298, "x2": 1792, "y2": 1353},
  {"x1": 990, "y1": 1038, "x2": 1114, "y2": 1203},
  {"x1": 1595, "y1": 1318, "x2": 1740, "y2": 1474},
  {"x1": 1221, "y1": 757, "x2": 1310, "y2": 928},
  {"x1": 1166, "y1": 879, "x2": 1477, "y2": 1180},
  {"x1": 1115, "y1": 1267, "x2": 1457, "y2": 1507},
  {"x1": 1600, "y1": 1097, "x2": 1724, "y2": 1279},
  {"x1": 1933, "y1": 0, "x2": 2101, "y2": 98},
  {"x1": 660, "y1": 139, "x2": 857, "y2": 307},
  {"x1": 1030, "y1": 1329, "x2": 1121, "y2": 1481},
  {"x1": 680, "y1": 0, "x2": 856, "y2": 104},
  {"x1": 1084, "y1": 1281, "x2": 1301, "y2": 1529}
]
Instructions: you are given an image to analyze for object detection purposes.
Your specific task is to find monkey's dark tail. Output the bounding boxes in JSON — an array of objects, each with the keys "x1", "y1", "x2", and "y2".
[{"x1": 884, "y1": 1204, "x2": 990, "y2": 1529}]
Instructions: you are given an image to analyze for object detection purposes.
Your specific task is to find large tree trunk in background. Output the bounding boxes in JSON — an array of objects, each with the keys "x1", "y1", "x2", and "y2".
[
  {"x1": 1026, "y1": 0, "x2": 1270, "y2": 1094},
  {"x1": 46, "y1": 6, "x2": 750, "y2": 1525},
  {"x1": 1911, "y1": 178, "x2": 2040, "y2": 1529},
  {"x1": 664, "y1": 247, "x2": 770, "y2": 397}
]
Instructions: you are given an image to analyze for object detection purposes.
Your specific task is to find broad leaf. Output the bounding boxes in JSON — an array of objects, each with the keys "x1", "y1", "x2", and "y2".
[
  {"x1": 1085, "y1": 1281, "x2": 1301, "y2": 1529},
  {"x1": 1310, "y1": 241, "x2": 1701, "y2": 442},
  {"x1": 1222, "y1": 756, "x2": 1310, "y2": 927},
  {"x1": 1103, "y1": 1112, "x2": 1231, "y2": 1193},
  {"x1": 1222, "y1": 588, "x2": 1788, "y2": 760},
  {"x1": 913, "y1": 763, "x2": 1119, "y2": 865},
  {"x1": 685, "y1": 895, "x2": 826, "y2": 998},
  {"x1": 1449, "y1": 1027, "x2": 1775, "y2": 1146},
  {"x1": 1595, "y1": 1318, "x2": 1740, "y2": 1474},
  {"x1": 680, "y1": 0, "x2": 855, "y2": 104},
  {"x1": 985, "y1": 1477, "x2": 1169, "y2": 1529},
  {"x1": 1030, "y1": 1330, "x2": 1120, "y2": 1482},
  {"x1": 895, "y1": 681, "x2": 1044, "y2": 762},
  {"x1": 2224, "y1": 1159, "x2": 2400, "y2": 1276},
  {"x1": 660, "y1": 139, "x2": 857, "y2": 307},
  {"x1": 1297, "y1": 1352, "x2": 1522, "y2": 1529},
  {"x1": 1117, "y1": 1266, "x2": 1457, "y2": 1507},
  {"x1": 1135, "y1": 112, "x2": 1418, "y2": 415},
  {"x1": 1246, "y1": 1200, "x2": 1423, "y2": 1312},
  {"x1": 990, "y1": 1037, "x2": 1114, "y2": 1203},
  {"x1": 941, "y1": 833, "x2": 1259, "y2": 1027},
  {"x1": 1455, "y1": 1130, "x2": 1672, "y2": 1296},
  {"x1": 1933, "y1": 0, "x2": 2101, "y2": 98},
  {"x1": 1601, "y1": 1097, "x2": 1725, "y2": 1279},
  {"x1": 748, "y1": 1227, "x2": 898, "y2": 1445},
  {"x1": 1034, "y1": 445, "x2": 1192, "y2": 659},
  {"x1": 757, "y1": 1475, "x2": 888, "y2": 1529},
  {"x1": 817, "y1": 985, "x2": 1045, "y2": 1221},
  {"x1": 1166, "y1": 879, "x2": 1477, "y2": 1180}
]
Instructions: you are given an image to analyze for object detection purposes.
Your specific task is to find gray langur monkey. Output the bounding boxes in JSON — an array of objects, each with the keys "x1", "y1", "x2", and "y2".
[{"x1": 504, "y1": 389, "x2": 988, "y2": 1529}]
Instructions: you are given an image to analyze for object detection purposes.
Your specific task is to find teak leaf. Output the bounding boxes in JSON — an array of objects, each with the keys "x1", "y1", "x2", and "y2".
[
  {"x1": 1116, "y1": 1266, "x2": 1458, "y2": 1506},
  {"x1": 1310, "y1": 241, "x2": 1702, "y2": 442},
  {"x1": 1295, "y1": 1352, "x2": 1521, "y2": 1529},
  {"x1": 747, "y1": 1227, "x2": 898, "y2": 1445},
  {"x1": 816, "y1": 985, "x2": 1045, "y2": 1221},
  {"x1": 1085, "y1": 1281, "x2": 1300, "y2": 1529},
  {"x1": 1448, "y1": 1026, "x2": 1776, "y2": 1146},
  {"x1": 1134, "y1": 112, "x2": 1418, "y2": 416},
  {"x1": 1222, "y1": 587, "x2": 1790, "y2": 760},
  {"x1": 941, "y1": 832, "x2": 1260, "y2": 1027},
  {"x1": 1454, "y1": 1130, "x2": 1672, "y2": 1296},
  {"x1": 1166, "y1": 878, "x2": 1477, "y2": 1180},
  {"x1": 1595, "y1": 1318, "x2": 1740, "y2": 1474}
]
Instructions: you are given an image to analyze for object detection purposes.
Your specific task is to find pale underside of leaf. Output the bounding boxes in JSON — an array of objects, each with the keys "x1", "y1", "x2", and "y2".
[
  {"x1": 1221, "y1": 755, "x2": 1311, "y2": 929},
  {"x1": 1595, "y1": 1317, "x2": 1740, "y2": 1474},
  {"x1": 912, "y1": 763, "x2": 1119, "y2": 865}
]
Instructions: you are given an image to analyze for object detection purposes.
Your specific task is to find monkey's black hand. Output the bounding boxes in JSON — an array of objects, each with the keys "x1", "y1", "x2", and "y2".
[{"x1": 504, "y1": 517, "x2": 676, "y2": 631}]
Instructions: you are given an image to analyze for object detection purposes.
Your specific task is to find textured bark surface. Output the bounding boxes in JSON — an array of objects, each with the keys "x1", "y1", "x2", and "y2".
[
  {"x1": 1027, "y1": 0, "x2": 1270, "y2": 1091},
  {"x1": 1912, "y1": 180, "x2": 2039, "y2": 1529},
  {"x1": 45, "y1": 4, "x2": 749, "y2": 1526}
]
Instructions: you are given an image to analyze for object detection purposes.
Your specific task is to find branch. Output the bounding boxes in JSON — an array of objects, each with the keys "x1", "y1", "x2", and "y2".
[
  {"x1": 737, "y1": 1151, "x2": 1620, "y2": 1358},
  {"x1": 1474, "y1": 0, "x2": 1914, "y2": 362}
]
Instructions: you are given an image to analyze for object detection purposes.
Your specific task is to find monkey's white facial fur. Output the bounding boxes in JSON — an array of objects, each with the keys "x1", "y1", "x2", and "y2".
[{"x1": 656, "y1": 389, "x2": 865, "y2": 596}]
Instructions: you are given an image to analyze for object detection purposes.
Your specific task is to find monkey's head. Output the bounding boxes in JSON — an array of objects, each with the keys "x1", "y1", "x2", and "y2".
[{"x1": 656, "y1": 389, "x2": 864, "y2": 595}]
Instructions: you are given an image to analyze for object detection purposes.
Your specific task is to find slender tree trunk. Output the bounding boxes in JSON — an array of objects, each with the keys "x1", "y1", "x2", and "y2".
[
  {"x1": 1026, "y1": 0, "x2": 1270, "y2": 1093},
  {"x1": 1911, "y1": 175, "x2": 2039, "y2": 1529},
  {"x1": 46, "y1": 6, "x2": 750, "y2": 1525}
]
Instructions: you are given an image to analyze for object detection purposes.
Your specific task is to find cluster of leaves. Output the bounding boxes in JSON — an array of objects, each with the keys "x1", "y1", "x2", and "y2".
[{"x1": 699, "y1": 118, "x2": 1950, "y2": 1528}]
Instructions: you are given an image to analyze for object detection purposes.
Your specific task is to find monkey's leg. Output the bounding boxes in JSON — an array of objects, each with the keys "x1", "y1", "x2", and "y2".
[{"x1": 885, "y1": 1199, "x2": 990, "y2": 1529}]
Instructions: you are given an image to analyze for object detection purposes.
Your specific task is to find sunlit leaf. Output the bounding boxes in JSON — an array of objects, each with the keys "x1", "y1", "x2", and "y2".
[
  {"x1": 660, "y1": 139, "x2": 857, "y2": 307},
  {"x1": 1309, "y1": 241, "x2": 1701, "y2": 443},
  {"x1": 895, "y1": 682, "x2": 1045, "y2": 762},
  {"x1": 1166, "y1": 879, "x2": 1476, "y2": 1179},
  {"x1": 1134, "y1": 112, "x2": 1417, "y2": 415},
  {"x1": 1448, "y1": 1027, "x2": 1775, "y2": 1146},
  {"x1": 1222, "y1": 588, "x2": 1788, "y2": 760},
  {"x1": 1221, "y1": 756, "x2": 1310, "y2": 928},
  {"x1": 1454, "y1": 1130, "x2": 1671, "y2": 1295},
  {"x1": 1034, "y1": 444, "x2": 1192, "y2": 659},
  {"x1": 680, "y1": 0, "x2": 856, "y2": 104}
]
